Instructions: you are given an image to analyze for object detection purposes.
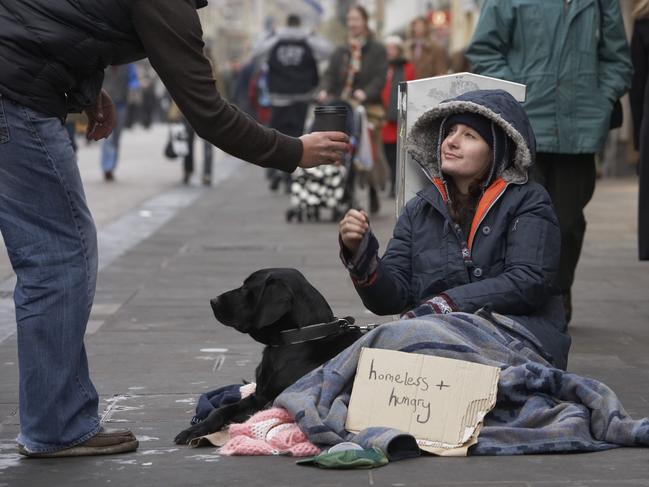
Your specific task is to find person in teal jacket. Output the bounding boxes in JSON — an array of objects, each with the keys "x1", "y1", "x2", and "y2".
[{"x1": 466, "y1": 0, "x2": 632, "y2": 323}]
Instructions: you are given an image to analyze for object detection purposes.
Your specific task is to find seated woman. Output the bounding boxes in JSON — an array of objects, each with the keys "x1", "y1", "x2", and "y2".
[{"x1": 338, "y1": 89, "x2": 571, "y2": 370}]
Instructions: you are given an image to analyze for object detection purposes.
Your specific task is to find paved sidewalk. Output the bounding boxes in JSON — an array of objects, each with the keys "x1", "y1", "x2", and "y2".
[{"x1": 1, "y1": 159, "x2": 648, "y2": 486}]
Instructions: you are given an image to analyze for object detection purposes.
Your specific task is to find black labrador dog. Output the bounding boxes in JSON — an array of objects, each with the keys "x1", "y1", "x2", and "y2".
[{"x1": 174, "y1": 268, "x2": 362, "y2": 445}]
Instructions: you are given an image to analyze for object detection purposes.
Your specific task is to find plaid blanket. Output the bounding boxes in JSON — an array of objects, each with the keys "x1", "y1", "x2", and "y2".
[{"x1": 274, "y1": 312, "x2": 649, "y2": 458}]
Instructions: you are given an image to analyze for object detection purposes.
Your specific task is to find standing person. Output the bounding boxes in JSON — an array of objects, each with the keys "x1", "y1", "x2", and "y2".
[
  {"x1": 405, "y1": 16, "x2": 449, "y2": 79},
  {"x1": 631, "y1": 0, "x2": 649, "y2": 260},
  {"x1": 0, "y1": 0, "x2": 348, "y2": 459},
  {"x1": 319, "y1": 4, "x2": 388, "y2": 214},
  {"x1": 181, "y1": 114, "x2": 214, "y2": 186},
  {"x1": 466, "y1": 0, "x2": 633, "y2": 323},
  {"x1": 100, "y1": 64, "x2": 137, "y2": 181},
  {"x1": 381, "y1": 35, "x2": 416, "y2": 198},
  {"x1": 253, "y1": 13, "x2": 332, "y2": 193},
  {"x1": 181, "y1": 44, "x2": 223, "y2": 186}
]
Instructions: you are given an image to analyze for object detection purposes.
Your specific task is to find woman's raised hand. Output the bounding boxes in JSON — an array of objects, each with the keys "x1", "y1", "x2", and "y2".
[{"x1": 339, "y1": 209, "x2": 369, "y2": 254}]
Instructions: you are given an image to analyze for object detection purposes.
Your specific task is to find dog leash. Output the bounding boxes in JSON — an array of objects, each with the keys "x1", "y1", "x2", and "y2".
[{"x1": 273, "y1": 317, "x2": 381, "y2": 347}]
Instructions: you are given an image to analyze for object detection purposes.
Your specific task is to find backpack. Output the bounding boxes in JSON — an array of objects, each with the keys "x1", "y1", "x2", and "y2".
[{"x1": 267, "y1": 38, "x2": 319, "y2": 95}]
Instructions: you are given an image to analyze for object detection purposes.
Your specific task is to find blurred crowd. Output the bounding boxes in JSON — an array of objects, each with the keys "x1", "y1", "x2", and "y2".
[{"x1": 79, "y1": 1, "x2": 647, "y2": 266}]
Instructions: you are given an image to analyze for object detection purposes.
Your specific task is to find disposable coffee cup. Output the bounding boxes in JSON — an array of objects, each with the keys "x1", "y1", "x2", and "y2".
[{"x1": 312, "y1": 105, "x2": 349, "y2": 134}]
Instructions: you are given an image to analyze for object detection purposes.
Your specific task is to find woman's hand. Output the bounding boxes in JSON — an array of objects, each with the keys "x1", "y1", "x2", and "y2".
[
  {"x1": 84, "y1": 89, "x2": 116, "y2": 141},
  {"x1": 299, "y1": 132, "x2": 350, "y2": 168},
  {"x1": 339, "y1": 209, "x2": 369, "y2": 254}
]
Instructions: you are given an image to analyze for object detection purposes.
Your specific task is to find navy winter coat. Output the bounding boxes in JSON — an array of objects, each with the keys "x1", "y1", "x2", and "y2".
[{"x1": 342, "y1": 90, "x2": 571, "y2": 369}]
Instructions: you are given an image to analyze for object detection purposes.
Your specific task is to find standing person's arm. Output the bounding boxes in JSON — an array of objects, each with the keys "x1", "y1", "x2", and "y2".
[
  {"x1": 250, "y1": 34, "x2": 277, "y2": 63},
  {"x1": 597, "y1": 0, "x2": 633, "y2": 106},
  {"x1": 465, "y1": 0, "x2": 516, "y2": 80},
  {"x1": 308, "y1": 35, "x2": 333, "y2": 62},
  {"x1": 630, "y1": 22, "x2": 648, "y2": 150},
  {"x1": 130, "y1": 0, "x2": 347, "y2": 171}
]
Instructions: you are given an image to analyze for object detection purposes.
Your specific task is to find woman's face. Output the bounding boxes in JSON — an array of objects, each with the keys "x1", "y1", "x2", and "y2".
[
  {"x1": 411, "y1": 19, "x2": 427, "y2": 39},
  {"x1": 440, "y1": 123, "x2": 493, "y2": 190},
  {"x1": 347, "y1": 8, "x2": 367, "y2": 38},
  {"x1": 385, "y1": 43, "x2": 401, "y2": 61}
]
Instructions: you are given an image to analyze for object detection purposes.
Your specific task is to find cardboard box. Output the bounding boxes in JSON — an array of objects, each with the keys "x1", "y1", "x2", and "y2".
[{"x1": 345, "y1": 347, "x2": 500, "y2": 456}]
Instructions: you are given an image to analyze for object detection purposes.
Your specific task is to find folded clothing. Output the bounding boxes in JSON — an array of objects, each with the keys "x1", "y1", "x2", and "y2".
[
  {"x1": 219, "y1": 407, "x2": 320, "y2": 457},
  {"x1": 191, "y1": 383, "x2": 256, "y2": 425}
]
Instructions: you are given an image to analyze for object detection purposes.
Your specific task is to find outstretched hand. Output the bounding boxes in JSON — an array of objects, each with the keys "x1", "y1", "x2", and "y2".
[
  {"x1": 299, "y1": 131, "x2": 350, "y2": 168},
  {"x1": 85, "y1": 89, "x2": 116, "y2": 141},
  {"x1": 339, "y1": 209, "x2": 369, "y2": 254}
]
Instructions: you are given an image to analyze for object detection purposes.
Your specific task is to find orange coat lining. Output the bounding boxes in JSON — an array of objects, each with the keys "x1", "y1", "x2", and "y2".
[{"x1": 432, "y1": 177, "x2": 508, "y2": 251}]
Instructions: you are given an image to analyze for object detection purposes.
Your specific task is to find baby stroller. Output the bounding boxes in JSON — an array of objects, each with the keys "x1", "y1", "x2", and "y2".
[{"x1": 286, "y1": 100, "x2": 364, "y2": 223}]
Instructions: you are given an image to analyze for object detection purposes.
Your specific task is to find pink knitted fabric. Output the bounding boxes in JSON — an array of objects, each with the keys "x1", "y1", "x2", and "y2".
[{"x1": 219, "y1": 407, "x2": 320, "y2": 457}]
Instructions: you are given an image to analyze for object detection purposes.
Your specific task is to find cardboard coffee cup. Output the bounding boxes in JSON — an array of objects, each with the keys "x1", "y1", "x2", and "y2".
[{"x1": 312, "y1": 105, "x2": 349, "y2": 134}]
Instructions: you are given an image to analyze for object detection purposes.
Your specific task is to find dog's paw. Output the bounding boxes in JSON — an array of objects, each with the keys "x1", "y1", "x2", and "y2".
[{"x1": 174, "y1": 423, "x2": 209, "y2": 445}]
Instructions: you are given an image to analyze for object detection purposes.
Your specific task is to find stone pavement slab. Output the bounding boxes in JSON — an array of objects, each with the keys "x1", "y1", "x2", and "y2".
[{"x1": 1, "y1": 161, "x2": 648, "y2": 486}]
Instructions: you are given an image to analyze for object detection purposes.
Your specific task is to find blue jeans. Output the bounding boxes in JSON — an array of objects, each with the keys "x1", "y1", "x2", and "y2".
[
  {"x1": 100, "y1": 101, "x2": 127, "y2": 173},
  {"x1": 0, "y1": 95, "x2": 101, "y2": 452}
]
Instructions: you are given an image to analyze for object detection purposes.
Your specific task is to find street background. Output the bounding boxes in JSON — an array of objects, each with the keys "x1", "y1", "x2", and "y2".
[{"x1": 1, "y1": 0, "x2": 648, "y2": 485}]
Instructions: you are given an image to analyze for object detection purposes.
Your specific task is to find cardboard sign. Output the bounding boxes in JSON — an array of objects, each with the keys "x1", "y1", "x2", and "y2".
[{"x1": 345, "y1": 348, "x2": 500, "y2": 456}]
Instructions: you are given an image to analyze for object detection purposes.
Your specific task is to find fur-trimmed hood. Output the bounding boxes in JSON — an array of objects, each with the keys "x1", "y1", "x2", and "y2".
[{"x1": 407, "y1": 89, "x2": 536, "y2": 185}]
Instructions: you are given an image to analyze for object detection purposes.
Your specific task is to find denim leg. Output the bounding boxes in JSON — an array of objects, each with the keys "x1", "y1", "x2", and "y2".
[{"x1": 0, "y1": 96, "x2": 100, "y2": 452}]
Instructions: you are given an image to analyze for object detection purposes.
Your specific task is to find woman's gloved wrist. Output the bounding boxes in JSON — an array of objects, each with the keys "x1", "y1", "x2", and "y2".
[
  {"x1": 339, "y1": 231, "x2": 379, "y2": 284},
  {"x1": 402, "y1": 294, "x2": 457, "y2": 319}
]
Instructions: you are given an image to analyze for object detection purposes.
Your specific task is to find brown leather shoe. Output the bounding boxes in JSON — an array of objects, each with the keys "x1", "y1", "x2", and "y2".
[{"x1": 18, "y1": 427, "x2": 138, "y2": 458}]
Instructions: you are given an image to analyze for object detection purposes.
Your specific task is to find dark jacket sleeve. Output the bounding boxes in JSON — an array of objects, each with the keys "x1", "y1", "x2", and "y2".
[
  {"x1": 344, "y1": 203, "x2": 417, "y2": 315},
  {"x1": 630, "y1": 21, "x2": 649, "y2": 151},
  {"x1": 131, "y1": 0, "x2": 302, "y2": 171},
  {"x1": 360, "y1": 42, "x2": 388, "y2": 103},
  {"x1": 443, "y1": 185, "x2": 560, "y2": 315}
]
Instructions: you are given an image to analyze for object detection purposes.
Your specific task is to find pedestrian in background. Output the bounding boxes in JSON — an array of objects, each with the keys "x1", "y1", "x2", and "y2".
[
  {"x1": 319, "y1": 4, "x2": 388, "y2": 214},
  {"x1": 631, "y1": 0, "x2": 649, "y2": 261},
  {"x1": 0, "y1": 0, "x2": 348, "y2": 459},
  {"x1": 405, "y1": 16, "x2": 449, "y2": 79},
  {"x1": 381, "y1": 35, "x2": 416, "y2": 198},
  {"x1": 100, "y1": 64, "x2": 137, "y2": 181},
  {"x1": 253, "y1": 13, "x2": 332, "y2": 193},
  {"x1": 467, "y1": 0, "x2": 633, "y2": 323}
]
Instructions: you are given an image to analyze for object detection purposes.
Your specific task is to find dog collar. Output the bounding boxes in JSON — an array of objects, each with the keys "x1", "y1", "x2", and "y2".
[{"x1": 272, "y1": 317, "x2": 379, "y2": 347}]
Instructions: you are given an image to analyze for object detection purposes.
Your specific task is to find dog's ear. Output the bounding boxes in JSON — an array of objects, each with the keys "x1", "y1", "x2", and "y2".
[{"x1": 248, "y1": 278, "x2": 292, "y2": 331}]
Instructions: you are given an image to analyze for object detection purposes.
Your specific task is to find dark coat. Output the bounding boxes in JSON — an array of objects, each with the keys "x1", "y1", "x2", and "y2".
[
  {"x1": 631, "y1": 18, "x2": 649, "y2": 260},
  {"x1": 0, "y1": 0, "x2": 205, "y2": 117},
  {"x1": 321, "y1": 38, "x2": 388, "y2": 104},
  {"x1": 343, "y1": 90, "x2": 571, "y2": 369}
]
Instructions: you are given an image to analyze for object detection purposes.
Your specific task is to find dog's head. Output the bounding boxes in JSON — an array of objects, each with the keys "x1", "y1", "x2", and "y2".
[{"x1": 210, "y1": 268, "x2": 334, "y2": 345}]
